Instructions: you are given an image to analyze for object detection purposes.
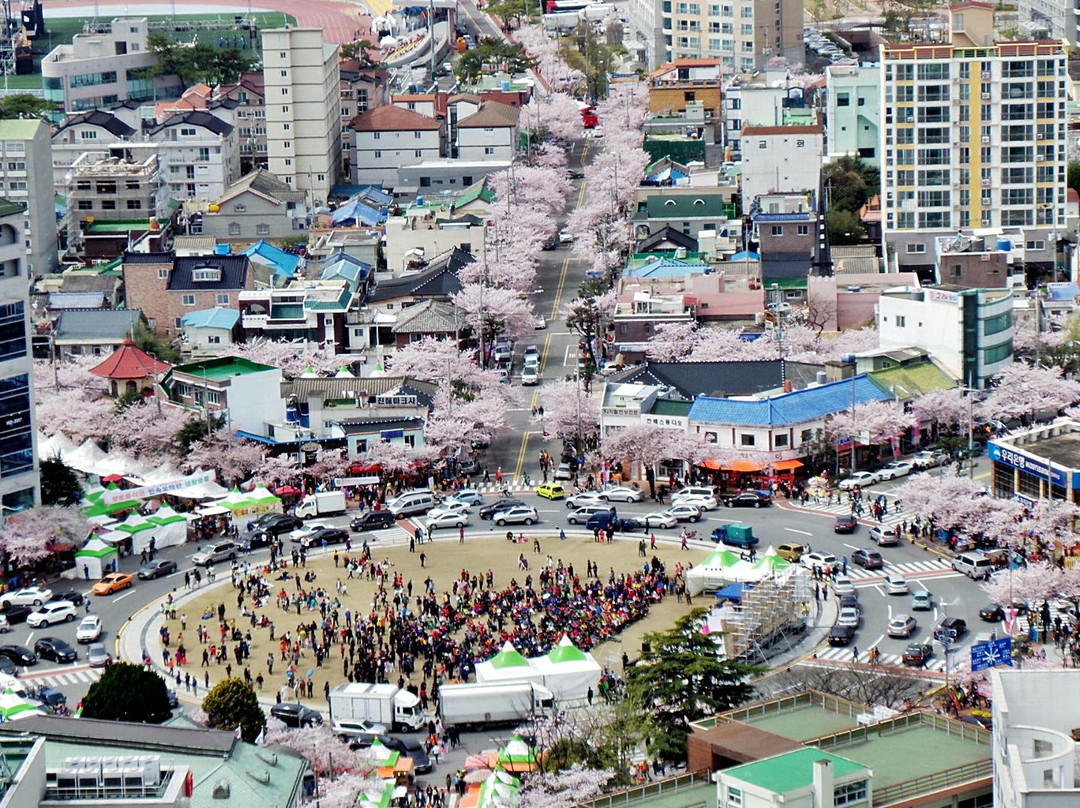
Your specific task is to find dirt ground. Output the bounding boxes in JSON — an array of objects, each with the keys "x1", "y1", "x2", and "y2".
[{"x1": 168, "y1": 533, "x2": 711, "y2": 702}]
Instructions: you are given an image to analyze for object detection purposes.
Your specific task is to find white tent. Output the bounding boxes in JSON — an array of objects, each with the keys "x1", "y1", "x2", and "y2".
[
  {"x1": 529, "y1": 636, "x2": 601, "y2": 701},
  {"x1": 474, "y1": 641, "x2": 543, "y2": 685},
  {"x1": 181, "y1": 471, "x2": 229, "y2": 500},
  {"x1": 114, "y1": 512, "x2": 157, "y2": 553},
  {"x1": 75, "y1": 536, "x2": 119, "y2": 579},
  {"x1": 66, "y1": 440, "x2": 108, "y2": 476},
  {"x1": 98, "y1": 449, "x2": 151, "y2": 479},
  {"x1": 685, "y1": 549, "x2": 756, "y2": 596},
  {"x1": 38, "y1": 432, "x2": 75, "y2": 460},
  {"x1": 146, "y1": 506, "x2": 188, "y2": 549}
]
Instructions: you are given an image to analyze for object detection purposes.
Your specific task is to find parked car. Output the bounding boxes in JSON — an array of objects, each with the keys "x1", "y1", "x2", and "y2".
[
  {"x1": 299, "y1": 527, "x2": 350, "y2": 548},
  {"x1": 0, "y1": 586, "x2": 53, "y2": 609},
  {"x1": 838, "y1": 471, "x2": 880, "y2": 490},
  {"x1": 598, "y1": 486, "x2": 645, "y2": 503},
  {"x1": 137, "y1": 559, "x2": 178, "y2": 580},
  {"x1": 837, "y1": 606, "x2": 861, "y2": 628},
  {"x1": 493, "y1": 506, "x2": 540, "y2": 526},
  {"x1": 851, "y1": 549, "x2": 884, "y2": 570},
  {"x1": 911, "y1": 450, "x2": 948, "y2": 470},
  {"x1": 191, "y1": 541, "x2": 238, "y2": 566},
  {"x1": 271, "y1": 703, "x2": 324, "y2": 728},
  {"x1": 76, "y1": 615, "x2": 102, "y2": 643},
  {"x1": 33, "y1": 637, "x2": 76, "y2": 663},
  {"x1": 27, "y1": 601, "x2": 78, "y2": 627},
  {"x1": 673, "y1": 493, "x2": 719, "y2": 511},
  {"x1": 834, "y1": 514, "x2": 857, "y2": 534},
  {"x1": 0, "y1": 604, "x2": 31, "y2": 625},
  {"x1": 979, "y1": 604, "x2": 1005, "y2": 622},
  {"x1": 333, "y1": 718, "x2": 387, "y2": 744},
  {"x1": 721, "y1": 491, "x2": 772, "y2": 508},
  {"x1": 667, "y1": 503, "x2": 704, "y2": 522},
  {"x1": 350, "y1": 511, "x2": 396, "y2": 532},
  {"x1": 828, "y1": 625, "x2": 856, "y2": 647},
  {"x1": 91, "y1": 573, "x2": 135, "y2": 596},
  {"x1": 902, "y1": 642, "x2": 933, "y2": 666},
  {"x1": 0, "y1": 645, "x2": 36, "y2": 666},
  {"x1": 480, "y1": 499, "x2": 525, "y2": 519},
  {"x1": 887, "y1": 614, "x2": 917, "y2": 638},
  {"x1": 0, "y1": 656, "x2": 16, "y2": 676},
  {"x1": 426, "y1": 510, "x2": 470, "y2": 530},
  {"x1": 378, "y1": 736, "x2": 432, "y2": 774},
  {"x1": 86, "y1": 643, "x2": 112, "y2": 667},
  {"x1": 535, "y1": 483, "x2": 565, "y2": 501},
  {"x1": 912, "y1": 590, "x2": 933, "y2": 611},
  {"x1": 869, "y1": 526, "x2": 900, "y2": 546},
  {"x1": 879, "y1": 460, "x2": 916, "y2": 480}
]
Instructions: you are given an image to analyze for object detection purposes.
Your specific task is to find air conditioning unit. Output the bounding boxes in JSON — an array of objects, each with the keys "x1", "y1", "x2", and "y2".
[
  {"x1": 981, "y1": 136, "x2": 991, "y2": 144},
  {"x1": 906, "y1": 115, "x2": 915, "y2": 122},
  {"x1": 982, "y1": 92, "x2": 992, "y2": 99},
  {"x1": 981, "y1": 178, "x2": 992, "y2": 186}
]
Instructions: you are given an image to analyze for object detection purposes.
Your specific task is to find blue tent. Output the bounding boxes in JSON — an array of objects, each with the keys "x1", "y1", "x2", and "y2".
[{"x1": 715, "y1": 583, "x2": 744, "y2": 602}]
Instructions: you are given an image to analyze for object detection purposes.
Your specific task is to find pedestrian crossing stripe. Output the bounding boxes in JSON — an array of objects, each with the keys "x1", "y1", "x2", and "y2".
[
  {"x1": 844, "y1": 559, "x2": 953, "y2": 582},
  {"x1": 792, "y1": 500, "x2": 907, "y2": 528},
  {"x1": 22, "y1": 667, "x2": 102, "y2": 687},
  {"x1": 813, "y1": 646, "x2": 946, "y2": 671}
]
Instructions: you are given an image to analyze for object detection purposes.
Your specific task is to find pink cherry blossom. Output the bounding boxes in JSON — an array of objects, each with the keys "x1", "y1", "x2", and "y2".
[
  {"x1": 452, "y1": 283, "x2": 538, "y2": 342},
  {"x1": 978, "y1": 363, "x2": 1080, "y2": 421},
  {"x1": 517, "y1": 764, "x2": 613, "y2": 808},
  {"x1": 233, "y1": 338, "x2": 344, "y2": 379},
  {"x1": 2, "y1": 506, "x2": 92, "y2": 566},
  {"x1": 910, "y1": 387, "x2": 969, "y2": 432},
  {"x1": 535, "y1": 379, "x2": 601, "y2": 441},
  {"x1": 826, "y1": 400, "x2": 914, "y2": 444}
]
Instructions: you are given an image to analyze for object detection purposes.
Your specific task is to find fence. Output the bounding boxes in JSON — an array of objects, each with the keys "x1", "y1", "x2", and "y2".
[
  {"x1": 872, "y1": 759, "x2": 992, "y2": 806},
  {"x1": 577, "y1": 770, "x2": 712, "y2": 808}
]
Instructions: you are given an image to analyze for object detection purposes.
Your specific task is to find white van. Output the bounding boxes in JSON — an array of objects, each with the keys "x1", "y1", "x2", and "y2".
[
  {"x1": 386, "y1": 490, "x2": 437, "y2": 517},
  {"x1": 953, "y1": 551, "x2": 992, "y2": 580}
]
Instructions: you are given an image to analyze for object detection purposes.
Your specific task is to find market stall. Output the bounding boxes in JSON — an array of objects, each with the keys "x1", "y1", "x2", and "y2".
[
  {"x1": 529, "y1": 635, "x2": 601, "y2": 701},
  {"x1": 474, "y1": 642, "x2": 542, "y2": 685},
  {"x1": 75, "y1": 537, "x2": 119, "y2": 579},
  {"x1": 685, "y1": 549, "x2": 753, "y2": 596},
  {"x1": 146, "y1": 506, "x2": 189, "y2": 550},
  {"x1": 113, "y1": 512, "x2": 157, "y2": 554}
]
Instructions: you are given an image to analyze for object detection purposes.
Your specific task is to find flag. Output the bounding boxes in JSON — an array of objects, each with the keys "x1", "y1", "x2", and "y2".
[{"x1": 234, "y1": 725, "x2": 242, "y2": 740}]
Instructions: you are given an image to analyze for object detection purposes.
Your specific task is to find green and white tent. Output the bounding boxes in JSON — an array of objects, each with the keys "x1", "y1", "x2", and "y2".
[
  {"x1": 530, "y1": 635, "x2": 602, "y2": 701},
  {"x1": 75, "y1": 536, "x2": 119, "y2": 579},
  {"x1": 475, "y1": 641, "x2": 542, "y2": 685}
]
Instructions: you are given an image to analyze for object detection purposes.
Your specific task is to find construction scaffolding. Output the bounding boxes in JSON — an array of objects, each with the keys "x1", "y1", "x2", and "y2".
[{"x1": 710, "y1": 568, "x2": 812, "y2": 665}]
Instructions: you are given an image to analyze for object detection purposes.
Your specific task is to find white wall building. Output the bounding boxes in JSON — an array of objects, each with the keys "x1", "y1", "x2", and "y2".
[
  {"x1": 739, "y1": 124, "x2": 823, "y2": 209},
  {"x1": 825, "y1": 63, "x2": 880, "y2": 168},
  {"x1": 147, "y1": 111, "x2": 241, "y2": 201},
  {"x1": 349, "y1": 106, "x2": 443, "y2": 188},
  {"x1": 0, "y1": 120, "x2": 58, "y2": 275},
  {"x1": 877, "y1": 285, "x2": 1013, "y2": 389},
  {"x1": 0, "y1": 199, "x2": 39, "y2": 512},
  {"x1": 450, "y1": 98, "x2": 520, "y2": 162},
  {"x1": 723, "y1": 69, "x2": 807, "y2": 156},
  {"x1": 50, "y1": 110, "x2": 136, "y2": 194},
  {"x1": 262, "y1": 27, "x2": 342, "y2": 206}
]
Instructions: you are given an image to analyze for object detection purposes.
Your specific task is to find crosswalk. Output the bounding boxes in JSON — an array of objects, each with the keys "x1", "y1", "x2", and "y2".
[
  {"x1": 789, "y1": 497, "x2": 907, "y2": 530},
  {"x1": 812, "y1": 645, "x2": 947, "y2": 671},
  {"x1": 845, "y1": 558, "x2": 954, "y2": 583},
  {"x1": 21, "y1": 666, "x2": 102, "y2": 687}
]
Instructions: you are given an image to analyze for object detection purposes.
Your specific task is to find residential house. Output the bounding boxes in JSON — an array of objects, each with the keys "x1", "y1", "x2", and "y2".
[
  {"x1": 739, "y1": 124, "x2": 824, "y2": 210},
  {"x1": 52, "y1": 308, "x2": 144, "y2": 358},
  {"x1": 57, "y1": 270, "x2": 123, "y2": 309},
  {"x1": 854, "y1": 347, "x2": 957, "y2": 402},
  {"x1": 238, "y1": 279, "x2": 354, "y2": 348},
  {"x1": 723, "y1": 69, "x2": 813, "y2": 157},
  {"x1": 51, "y1": 109, "x2": 136, "y2": 192},
  {"x1": 88, "y1": 335, "x2": 172, "y2": 398},
  {"x1": 634, "y1": 226, "x2": 698, "y2": 255},
  {"x1": 933, "y1": 232, "x2": 1021, "y2": 288},
  {"x1": 825, "y1": 62, "x2": 880, "y2": 167},
  {"x1": 349, "y1": 105, "x2": 444, "y2": 188},
  {"x1": 180, "y1": 307, "x2": 241, "y2": 356},
  {"x1": 161, "y1": 356, "x2": 284, "y2": 437},
  {"x1": 648, "y1": 59, "x2": 723, "y2": 120},
  {"x1": 607, "y1": 359, "x2": 823, "y2": 400},
  {"x1": 0, "y1": 198, "x2": 39, "y2": 511},
  {"x1": 633, "y1": 193, "x2": 734, "y2": 241},
  {"x1": 751, "y1": 193, "x2": 817, "y2": 257},
  {"x1": 189, "y1": 168, "x2": 310, "y2": 241},
  {"x1": 806, "y1": 271, "x2": 920, "y2": 331},
  {"x1": 390, "y1": 299, "x2": 460, "y2": 347},
  {"x1": 449, "y1": 96, "x2": 520, "y2": 161},
  {"x1": 383, "y1": 209, "x2": 485, "y2": 275},
  {"x1": 877, "y1": 284, "x2": 1014, "y2": 388},
  {"x1": 241, "y1": 240, "x2": 303, "y2": 286},
  {"x1": 146, "y1": 110, "x2": 240, "y2": 201},
  {"x1": 123, "y1": 252, "x2": 254, "y2": 338},
  {"x1": 41, "y1": 18, "x2": 183, "y2": 112},
  {"x1": 716, "y1": 749, "x2": 873, "y2": 808},
  {"x1": 214, "y1": 71, "x2": 267, "y2": 172}
]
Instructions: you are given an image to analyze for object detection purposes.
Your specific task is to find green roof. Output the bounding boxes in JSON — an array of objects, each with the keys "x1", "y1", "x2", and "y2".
[
  {"x1": 649, "y1": 399, "x2": 692, "y2": 417},
  {"x1": 0, "y1": 119, "x2": 42, "y2": 140},
  {"x1": 723, "y1": 748, "x2": 867, "y2": 794},
  {"x1": 869, "y1": 361, "x2": 956, "y2": 401},
  {"x1": 489, "y1": 646, "x2": 530, "y2": 669},
  {"x1": 0, "y1": 197, "x2": 25, "y2": 219},
  {"x1": 171, "y1": 356, "x2": 277, "y2": 381},
  {"x1": 85, "y1": 219, "x2": 153, "y2": 233},
  {"x1": 642, "y1": 194, "x2": 730, "y2": 220},
  {"x1": 764, "y1": 276, "x2": 808, "y2": 290},
  {"x1": 455, "y1": 180, "x2": 497, "y2": 208},
  {"x1": 305, "y1": 287, "x2": 353, "y2": 311}
]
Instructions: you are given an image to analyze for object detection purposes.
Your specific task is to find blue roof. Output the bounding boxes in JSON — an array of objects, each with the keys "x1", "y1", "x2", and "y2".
[
  {"x1": 332, "y1": 196, "x2": 388, "y2": 227},
  {"x1": 1045, "y1": 282, "x2": 1079, "y2": 301},
  {"x1": 242, "y1": 240, "x2": 300, "y2": 279},
  {"x1": 181, "y1": 307, "x2": 240, "y2": 330},
  {"x1": 626, "y1": 258, "x2": 711, "y2": 279},
  {"x1": 689, "y1": 375, "x2": 893, "y2": 427},
  {"x1": 320, "y1": 252, "x2": 370, "y2": 289},
  {"x1": 332, "y1": 185, "x2": 393, "y2": 205}
]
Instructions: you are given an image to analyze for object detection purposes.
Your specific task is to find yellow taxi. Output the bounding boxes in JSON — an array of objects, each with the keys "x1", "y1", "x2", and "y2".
[{"x1": 535, "y1": 483, "x2": 565, "y2": 500}]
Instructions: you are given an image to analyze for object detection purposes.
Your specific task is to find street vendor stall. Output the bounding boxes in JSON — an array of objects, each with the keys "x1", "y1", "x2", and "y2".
[
  {"x1": 75, "y1": 537, "x2": 119, "y2": 579},
  {"x1": 146, "y1": 506, "x2": 189, "y2": 550}
]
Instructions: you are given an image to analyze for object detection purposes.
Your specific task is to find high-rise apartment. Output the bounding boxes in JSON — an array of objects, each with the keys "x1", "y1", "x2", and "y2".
[
  {"x1": 879, "y1": 2, "x2": 1068, "y2": 270},
  {"x1": 0, "y1": 120, "x2": 58, "y2": 275},
  {"x1": 0, "y1": 199, "x2": 39, "y2": 513},
  {"x1": 629, "y1": 0, "x2": 803, "y2": 70},
  {"x1": 261, "y1": 27, "x2": 342, "y2": 206}
]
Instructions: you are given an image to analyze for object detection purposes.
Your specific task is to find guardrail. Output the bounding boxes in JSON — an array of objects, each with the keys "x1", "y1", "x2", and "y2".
[
  {"x1": 872, "y1": 759, "x2": 992, "y2": 806},
  {"x1": 577, "y1": 769, "x2": 712, "y2": 808}
]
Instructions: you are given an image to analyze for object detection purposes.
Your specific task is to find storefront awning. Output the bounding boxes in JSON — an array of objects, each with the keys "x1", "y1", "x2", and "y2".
[
  {"x1": 724, "y1": 460, "x2": 764, "y2": 473},
  {"x1": 773, "y1": 460, "x2": 804, "y2": 471}
]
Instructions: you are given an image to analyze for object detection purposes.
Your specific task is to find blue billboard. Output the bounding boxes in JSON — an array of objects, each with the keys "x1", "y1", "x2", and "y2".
[{"x1": 987, "y1": 441, "x2": 1067, "y2": 487}]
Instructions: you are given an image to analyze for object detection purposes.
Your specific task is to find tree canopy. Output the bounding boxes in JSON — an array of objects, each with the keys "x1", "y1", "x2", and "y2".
[
  {"x1": 81, "y1": 662, "x2": 174, "y2": 724},
  {"x1": 143, "y1": 34, "x2": 257, "y2": 86},
  {"x1": 456, "y1": 40, "x2": 538, "y2": 85},
  {"x1": 201, "y1": 678, "x2": 266, "y2": 743},
  {"x1": 624, "y1": 609, "x2": 762, "y2": 762},
  {"x1": 0, "y1": 94, "x2": 55, "y2": 120},
  {"x1": 39, "y1": 455, "x2": 82, "y2": 506}
]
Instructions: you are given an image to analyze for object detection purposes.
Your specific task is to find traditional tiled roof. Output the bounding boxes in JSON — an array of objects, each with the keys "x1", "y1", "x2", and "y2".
[
  {"x1": 391, "y1": 300, "x2": 459, "y2": 334},
  {"x1": 89, "y1": 337, "x2": 172, "y2": 379}
]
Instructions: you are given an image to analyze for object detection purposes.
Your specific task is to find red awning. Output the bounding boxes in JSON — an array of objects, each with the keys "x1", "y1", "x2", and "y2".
[
  {"x1": 274, "y1": 485, "x2": 302, "y2": 496},
  {"x1": 773, "y1": 460, "x2": 804, "y2": 471},
  {"x1": 723, "y1": 460, "x2": 764, "y2": 473},
  {"x1": 102, "y1": 474, "x2": 125, "y2": 483}
]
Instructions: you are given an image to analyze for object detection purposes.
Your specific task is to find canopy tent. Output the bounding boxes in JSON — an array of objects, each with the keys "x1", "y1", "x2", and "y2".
[
  {"x1": 177, "y1": 471, "x2": 229, "y2": 500},
  {"x1": 97, "y1": 449, "x2": 151, "y2": 479},
  {"x1": 0, "y1": 690, "x2": 44, "y2": 722},
  {"x1": 495, "y1": 735, "x2": 538, "y2": 773},
  {"x1": 714, "y1": 582, "x2": 744, "y2": 602},
  {"x1": 529, "y1": 635, "x2": 601, "y2": 701},
  {"x1": 475, "y1": 641, "x2": 542, "y2": 685},
  {"x1": 66, "y1": 440, "x2": 109, "y2": 476},
  {"x1": 75, "y1": 536, "x2": 119, "y2": 579},
  {"x1": 37, "y1": 431, "x2": 75, "y2": 461},
  {"x1": 81, "y1": 486, "x2": 140, "y2": 518},
  {"x1": 751, "y1": 546, "x2": 792, "y2": 576},
  {"x1": 114, "y1": 512, "x2": 158, "y2": 553},
  {"x1": 210, "y1": 486, "x2": 282, "y2": 518},
  {"x1": 685, "y1": 549, "x2": 756, "y2": 596},
  {"x1": 146, "y1": 506, "x2": 188, "y2": 550},
  {"x1": 365, "y1": 738, "x2": 399, "y2": 765},
  {"x1": 357, "y1": 783, "x2": 394, "y2": 808}
]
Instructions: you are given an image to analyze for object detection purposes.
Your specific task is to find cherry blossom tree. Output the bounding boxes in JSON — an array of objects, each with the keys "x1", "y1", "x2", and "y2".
[
  {"x1": 423, "y1": 390, "x2": 508, "y2": 458},
  {"x1": 181, "y1": 430, "x2": 266, "y2": 486},
  {"x1": 517, "y1": 765, "x2": 613, "y2": 808},
  {"x1": 826, "y1": 400, "x2": 914, "y2": 444},
  {"x1": 521, "y1": 92, "x2": 584, "y2": 143},
  {"x1": 1013, "y1": 314, "x2": 1069, "y2": 357},
  {"x1": 254, "y1": 452, "x2": 305, "y2": 486},
  {"x1": 979, "y1": 363, "x2": 1080, "y2": 421},
  {"x1": 262, "y1": 721, "x2": 381, "y2": 808},
  {"x1": 359, "y1": 439, "x2": 438, "y2": 475},
  {"x1": 514, "y1": 24, "x2": 585, "y2": 90},
  {"x1": 535, "y1": 379, "x2": 601, "y2": 441},
  {"x1": 453, "y1": 283, "x2": 537, "y2": 342},
  {"x1": 602, "y1": 423, "x2": 713, "y2": 492},
  {"x1": 390, "y1": 336, "x2": 507, "y2": 394},
  {"x1": 233, "y1": 339, "x2": 344, "y2": 379},
  {"x1": 896, "y1": 474, "x2": 996, "y2": 536},
  {"x1": 108, "y1": 401, "x2": 191, "y2": 463},
  {"x1": 34, "y1": 357, "x2": 115, "y2": 443},
  {"x1": 980, "y1": 562, "x2": 1063, "y2": 606},
  {"x1": 1016, "y1": 499, "x2": 1080, "y2": 551},
  {"x1": 2, "y1": 506, "x2": 91, "y2": 566},
  {"x1": 645, "y1": 322, "x2": 699, "y2": 362},
  {"x1": 911, "y1": 387, "x2": 970, "y2": 433}
]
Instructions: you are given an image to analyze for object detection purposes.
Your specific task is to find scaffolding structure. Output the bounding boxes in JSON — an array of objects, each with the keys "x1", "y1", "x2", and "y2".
[{"x1": 712, "y1": 568, "x2": 812, "y2": 664}]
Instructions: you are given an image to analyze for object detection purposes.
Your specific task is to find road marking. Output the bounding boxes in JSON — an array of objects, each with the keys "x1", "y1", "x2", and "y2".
[
  {"x1": 784, "y1": 528, "x2": 812, "y2": 536},
  {"x1": 563, "y1": 344, "x2": 573, "y2": 366},
  {"x1": 843, "y1": 543, "x2": 860, "y2": 551},
  {"x1": 113, "y1": 591, "x2": 135, "y2": 603},
  {"x1": 24, "y1": 632, "x2": 33, "y2": 645}
]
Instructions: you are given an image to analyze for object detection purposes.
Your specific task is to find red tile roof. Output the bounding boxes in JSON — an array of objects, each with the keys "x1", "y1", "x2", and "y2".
[
  {"x1": 351, "y1": 105, "x2": 443, "y2": 132},
  {"x1": 741, "y1": 124, "x2": 824, "y2": 136},
  {"x1": 89, "y1": 338, "x2": 173, "y2": 380}
]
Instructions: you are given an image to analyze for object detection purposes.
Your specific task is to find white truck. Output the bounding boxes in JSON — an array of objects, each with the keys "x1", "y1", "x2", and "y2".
[
  {"x1": 293, "y1": 491, "x2": 347, "y2": 519},
  {"x1": 328, "y1": 682, "x2": 426, "y2": 733},
  {"x1": 437, "y1": 681, "x2": 554, "y2": 729}
]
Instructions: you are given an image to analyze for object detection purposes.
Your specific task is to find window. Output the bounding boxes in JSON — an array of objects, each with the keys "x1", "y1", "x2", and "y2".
[
  {"x1": 739, "y1": 434, "x2": 755, "y2": 447},
  {"x1": 834, "y1": 781, "x2": 868, "y2": 806},
  {"x1": 208, "y1": 335, "x2": 221, "y2": 345},
  {"x1": 801, "y1": 429, "x2": 813, "y2": 443},
  {"x1": 774, "y1": 434, "x2": 789, "y2": 447},
  {"x1": 80, "y1": 130, "x2": 98, "y2": 140},
  {"x1": 374, "y1": 150, "x2": 382, "y2": 159},
  {"x1": 770, "y1": 225, "x2": 783, "y2": 236},
  {"x1": 281, "y1": 87, "x2": 289, "y2": 95},
  {"x1": 797, "y1": 225, "x2": 809, "y2": 235},
  {"x1": 906, "y1": 243, "x2": 926, "y2": 254},
  {"x1": 727, "y1": 787, "x2": 742, "y2": 807},
  {"x1": 228, "y1": 223, "x2": 241, "y2": 235},
  {"x1": 182, "y1": 294, "x2": 196, "y2": 306},
  {"x1": 158, "y1": 268, "x2": 169, "y2": 280},
  {"x1": 76, "y1": 200, "x2": 93, "y2": 211},
  {"x1": 1026, "y1": 240, "x2": 1046, "y2": 250},
  {"x1": 256, "y1": 224, "x2": 270, "y2": 235},
  {"x1": 280, "y1": 69, "x2": 287, "y2": 77},
  {"x1": 895, "y1": 315, "x2": 906, "y2": 327},
  {"x1": 0, "y1": 372, "x2": 32, "y2": 478},
  {"x1": 0, "y1": 303, "x2": 27, "y2": 361},
  {"x1": 216, "y1": 294, "x2": 230, "y2": 305},
  {"x1": 484, "y1": 147, "x2": 495, "y2": 155},
  {"x1": 126, "y1": 200, "x2": 142, "y2": 210},
  {"x1": 284, "y1": 141, "x2": 291, "y2": 149},
  {"x1": 984, "y1": 312, "x2": 1011, "y2": 336},
  {"x1": 837, "y1": 92, "x2": 850, "y2": 106}
]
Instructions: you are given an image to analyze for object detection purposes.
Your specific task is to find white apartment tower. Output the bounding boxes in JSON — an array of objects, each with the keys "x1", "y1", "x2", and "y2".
[
  {"x1": 879, "y1": 2, "x2": 1069, "y2": 269},
  {"x1": 261, "y1": 27, "x2": 342, "y2": 206},
  {"x1": 0, "y1": 120, "x2": 58, "y2": 275},
  {"x1": 630, "y1": 0, "x2": 804, "y2": 70}
]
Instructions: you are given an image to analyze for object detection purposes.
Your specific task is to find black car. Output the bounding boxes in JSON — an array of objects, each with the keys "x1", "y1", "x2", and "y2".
[
  {"x1": 0, "y1": 645, "x2": 37, "y2": 666},
  {"x1": 0, "y1": 604, "x2": 31, "y2": 625},
  {"x1": 270, "y1": 703, "x2": 324, "y2": 728},
  {"x1": 851, "y1": 549, "x2": 884, "y2": 570},
  {"x1": 979, "y1": 604, "x2": 1004, "y2": 622},
  {"x1": 613, "y1": 516, "x2": 647, "y2": 532},
  {"x1": 0, "y1": 656, "x2": 15, "y2": 676},
  {"x1": 828, "y1": 625, "x2": 856, "y2": 647},
  {"x1": 480, "y1": 498, "x2": 525, "y2": 520},
  {"x1": 834, "y1": 514, "x2": 857, "y2": 534},
  {"x1": 250, "y1": 513, "x2": 303, "y2": 538},
  {"x1": 902, "y1": 642, "x2": 933, "y2": 666},
  {"x1": 722, "y1": 491, "x2": 772, "y2": 508},
  {"x1": 378, "y1": 735, "x2": 432, "y2": 773},
  {"x1": 300, "y1": 528, "x2": 349, "y2": 548},
  {"x1": 50, "y1": 590, "x2": 85, "y2": 607},
  {"x1": 839, "y1": 594, "x2": 860, "y2": 611},
  {"x1": 34, "y1": 637, "x2": 76, "y2": 664},
  {"x1": 351, "y1": 511, "x2": 396, "y2": 532},
  {"x1": 137, "y1": 559, "x2": 178, "y2": 580},
  {"x1": 934, "y1": 617, "x2": 968, "y2": 643}
]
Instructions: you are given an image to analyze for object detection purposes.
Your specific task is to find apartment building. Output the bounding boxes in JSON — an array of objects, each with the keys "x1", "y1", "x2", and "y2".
[
  {"x1": 147, "y1": 111, "x2": 240, "y2": 201},
  {"x1": 42, "y1": 18, "x2": 182, "y2": 112},
  {"x1": 879, "y1": 2, "x2": 1069, "y2": 270},
  {"x1": 648, "y1": 58, "x2": 723, "y2": 120},
  {"x1": 261, "y1": 27, "x2": 342, "y2": 206},
  {"x1": 0, "y1": 199, "x2": 38, "y2": 513},
  {"x1": 51, "y1": 110, "x2": 136, "y2": 192},
  {"x1": 825, "y1": 63, "x2": 880, "y2": 167},
  {"x1": 215, "y1": 72, "x2": 267, "y2": 172},
  {"x1": 629, "y1": 0, "x2": 803, "y2": 71},
  {"x1": 739, "y1": 124, "x2": 824, "y2": 208},
  {"x1": 1014, "y1": 0, "x2": 1076, "y2": 41},
  {"x1": 0, "y1": 120, "x2": 57, "y2": 275},
  {"x1": 722, "y1": 68, "x2": 812, "y2": 156}
]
